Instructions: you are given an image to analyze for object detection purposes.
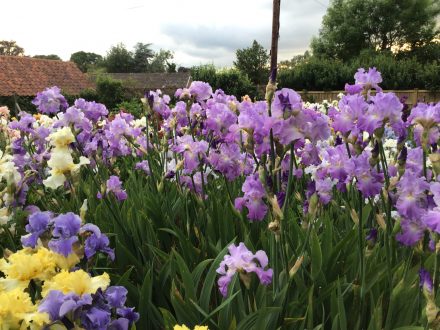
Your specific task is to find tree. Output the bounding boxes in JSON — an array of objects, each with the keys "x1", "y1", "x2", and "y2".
[
  {"x1": 311, "y1": 0, "x2": 440, "y2": 60},
  {"x1": 133, "y1": 43, "x2": 154, "y2": 73},
  {"x1": 191, "y1": 64, "x2": 259, "y2": 98},
  {"x1": 148, "y1": 49, "x2": 175, "y2": 73},
  {"x1": 279, "y1": 51, "x2": 311, "y2": 70},
  {"x1": 33, "y1": 54, "x2": 62, "y2": 60},
  {"x1": 0, "y1": 40, "x2": 24, "y2": 56},
  {"x1": 70, "y1": 51, "x2": 103, "y2": 72},
  {"x1": 178, "y1": 66, "x2": 190, "y2": 72},
  {"x1": 234, "y1": 40, "x2": 269, "y2": 85},
  {"x1": 103, "y1": 43, "x2": 134, "y2": 73}
]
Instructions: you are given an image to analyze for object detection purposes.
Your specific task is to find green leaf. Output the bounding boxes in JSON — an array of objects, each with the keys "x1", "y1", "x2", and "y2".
[
  {"x1": 115, "y1": 266, "x2": 134, "y2": 286},
  {"x1": 192, "y1": 259, "x2": 213, "y2": 288},
  {"x1": 337, "y1": 279, "x2": 347, "y2": 330},
  {"x1": 200, "y1": 238, "x2": 235, "y2": 311},
  {"x1": 138, "y1": 269, "x2": 153, "y2": 329},
  {"x1": 159, "y1": 308, "x2": 178, "y2": 330},
  {"x1": 174, "y1": 250, "x2": 197, "y2": 301},
  {"x1": 310, "y1": 227, "x2": 322, "y2": 280},
  {"x1": 236, "y1": 307, "x2": 280, "y2": 330},
  {"x1": 201, "y1": 290, "x2": 240, "y2": 324}
]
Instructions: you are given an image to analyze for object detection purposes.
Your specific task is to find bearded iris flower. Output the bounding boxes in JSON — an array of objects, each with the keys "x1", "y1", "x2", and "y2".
[
  {"x1": 32, "y1": 86, "x2": 68, "y2": 115},
  {"x1": 235, "y1": 173, "x2": 268, "y2": 221},
  {"x1": 216, "y1": 242, "x2": 273, "y2": 297}
]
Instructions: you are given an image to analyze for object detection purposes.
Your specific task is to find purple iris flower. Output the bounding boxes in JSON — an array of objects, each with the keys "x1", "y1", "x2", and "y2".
[
  {"x1": 419, "y1": 268, "x2": 433, "y2": 294},
  {"x1": 104, "y1": 286, "x2": 128, "y2": 308},
  {"x1": 80, "y1": 224, "x2": 115, "y2": 260},
  {"x1": 106, "y1": 176, "x2": 128, "y2": 201},
  {"x1": 75, "y1": 98, "x2": 109, "y2": 122},
  {"x1": 357, "y1": 92, "x2": 403, "y2": 135},
  {"x1": 346, "y1": 151, "x2": 384, "y2": 198},
  {"x1": 39, "y1": 290, "x2": 92, "y2": 321},
  {"x1": 315, "y1": 178, "x2": 334, "y2": 204},
  {"x1": 179, "y1": 172, "x2": 208, "y2": 196},
  {"x1": 235, "y1": 173, "x2": 267, "y2": 221},
  {"x1": 274, "y1": 108, "x2": 330, "y2": 146},
  {"x1": 408, "y1": 102, "x2": 440, "y2": 129},
  {"x1": 424, "y1": 210, "x2": 440, "y2": 234},
  {"x1": 344, "y1": 83, "x2": 363, "y2": 95},
  {"x1": 354, "y1": 67, "x2": 383, "y2": 91},
  {"x1": 8, "y1": 112, "x2": 36, "y2": 133},
  {"x1": 216, "y1": 242, "x2": 273, "y2": 297},
  {"x1": 81, "y1": 307, "x2": 111, "y2": 330},
  {"x1": 396, "y1": 171, "x2": 429, "y2": 220},
  {"x1": 366, "y1": 228, "x2": 378, "y2": 244},
  {"x1": 21, "y1": 211, "x2": 52, "y2": 248},
  {"x1": 271, "y1": 88, "x2": 302, "y2": 118},
  {"x1": 135, "y1": 160, "x2": 150, "y2": 174},
  {"x1": 208, "y1": 143, "x2": 249, "y2": 181},
  {"x1": 172, "y1": 135, "x2": 209, "y2": 173},
  {"x1": 32, "y1": 86, "x2": 68, "y2": 114},
  {"x1": 116, "y1": 307, "x2": 140, "y2": 324},
  {"x1": 396, "y1": 218, "x2": 425, "y2": 246},
  {"x1": 108, "y1": 318, "x2": 130, "y2": 330},
  {"x1": 189, "y1": 81, "x2": 213, "y2": 101},
  {"x1": 205, "y1": 102, "x2": 237, "y2": 137},
  {"x1": 48, "y1": 212, "x2": 82, "y2": 256}
]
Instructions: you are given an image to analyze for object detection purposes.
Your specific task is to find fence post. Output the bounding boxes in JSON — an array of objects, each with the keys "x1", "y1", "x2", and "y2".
[
  {"x1": 269, "y1": 0, "x2": 281, "y2": 85},
  {"x1": 414, "y1": 88, "x2": 419, "y2": 105}
]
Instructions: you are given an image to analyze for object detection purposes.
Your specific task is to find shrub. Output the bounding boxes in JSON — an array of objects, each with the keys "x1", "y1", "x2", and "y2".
[
  {"x1": 80, "y1": 75, "x2": 138, "y2": 111},
  {"x1": 116, "y1": 98, "x2": 144, "y2": 117},
  {"x1": 279, "y1": 52, "x2": 440, "y2": 91},
  {"x1": 191, "y1": 65, "x2": 260, "y2": 99}
]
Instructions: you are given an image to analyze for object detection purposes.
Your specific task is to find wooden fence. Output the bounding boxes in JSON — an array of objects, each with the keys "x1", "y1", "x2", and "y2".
[{"x1": 296, "y1": 89, "x2": 440, "y2": 106}]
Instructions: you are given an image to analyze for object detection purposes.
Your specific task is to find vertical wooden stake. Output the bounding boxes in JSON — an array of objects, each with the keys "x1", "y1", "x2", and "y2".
[{"x1": 269, "y1": 0, "x2": 281, "y2": 84}]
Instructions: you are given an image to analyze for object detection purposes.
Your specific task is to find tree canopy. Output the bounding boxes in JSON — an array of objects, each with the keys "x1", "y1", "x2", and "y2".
[
  {"x1": 148, "y1": 49, "x2": 175, "y2": 73},
  {"x1": 311, "y1": 0, "x2": 440, "y2": 60},
  {"x1": 234, "y1": 40, "x2": 269, "y2": 85},
  {"x1": 33, "y1": 54, "x2": 62, "y2": 60},
  {"x1": 70, "y1": 51, "x2": 103, "y2": 72},
  {"x1": 133, "y1": 43, "x2": 154, "y2": 73},
  {"x1": 100, "y1": 43, "x2": 175, "y2": 73},
  {"x1": 103, "y1": 43, "x2": 135, "y2": 73},
  {"x1": 0, "y1": 40, "x2": 25, "y2": 56}
]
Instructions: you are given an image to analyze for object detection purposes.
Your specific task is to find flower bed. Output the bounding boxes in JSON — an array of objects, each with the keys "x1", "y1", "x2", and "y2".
[{"x1": 0, "y1": 68, "x2": 439, "y2": 329}]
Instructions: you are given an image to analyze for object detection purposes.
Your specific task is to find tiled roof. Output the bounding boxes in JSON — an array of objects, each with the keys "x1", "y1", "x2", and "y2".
[
  {"x1": 0, "y1": 56, "x2": 94, "y2": 96},
  {"x1": 100, "y1": 72, "x2": 192, "y2": 91}
]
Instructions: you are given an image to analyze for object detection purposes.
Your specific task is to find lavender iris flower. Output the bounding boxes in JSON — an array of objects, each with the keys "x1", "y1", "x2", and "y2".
[
  {"x1": 21, "y1": 211, "x2": 52, "y2": 248},
  {"x1": 271, "y1": 88, "x2": 302, "y2": 118},
  {"x1": 81, "y1": 307, "x2": 111, "y2": 330},
  {"x1": 234, "y1": 173, "x2": 268, "y2": 221},
  {"x1": 32, "y1": 86, "x2": 68, "y2": 114},
  {"x1": 116, "y1": 307, "x2": 140, "y2": 324},
  {"x1": 48, "y1": 212, "x2": 82, "y2": 256},
  {"x1": 81, "y1": 224, "x2": 115, "y2": 260},
  {"x1": 39, "y1": 290, "x2": 92, "y2": 321},
  {"x1": 354, "y1": 67, "x2": 383, "y2": 92},
  {"x1": 189, "y1": 81, "x2": 213, "y2": 101},
  {"x1": 419, "y1": 268, "x2": 433, "y2": 294},
  {"x1": 104, "y1": 286, "x2": 128, "y2": 308},
  {"x1": 105, "y1": 176, "x2": 128, "y2": 201},
  {"x1": 216, "y1": 242, "x2": 273, "y2": 297}
]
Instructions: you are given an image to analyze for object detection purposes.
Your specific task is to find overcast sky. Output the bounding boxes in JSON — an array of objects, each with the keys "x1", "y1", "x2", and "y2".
[{"x1": 1, "y1": 0, "x2": 329, "y2": 67}]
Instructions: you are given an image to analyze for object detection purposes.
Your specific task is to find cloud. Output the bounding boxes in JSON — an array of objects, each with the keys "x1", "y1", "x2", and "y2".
[
  {"x1": 159, "y1": 0, "x2": 329, "y2": 66},
  {"x1": 162, "y1": 24, "x2": 268, "y2": 52},
  {"x1": 0, "y1": 0, "x2": 329, "y2": 67}
]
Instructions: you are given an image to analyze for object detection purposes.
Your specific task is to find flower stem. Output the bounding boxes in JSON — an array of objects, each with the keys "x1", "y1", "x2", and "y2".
[{"x1": 358, "y1": 191, "x2": 365, "y2": 328}]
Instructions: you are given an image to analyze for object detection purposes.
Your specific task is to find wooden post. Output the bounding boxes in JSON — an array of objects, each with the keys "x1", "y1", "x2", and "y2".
[{"x1": 269, "y1": 0, "x2": 281, "y2": 84}]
